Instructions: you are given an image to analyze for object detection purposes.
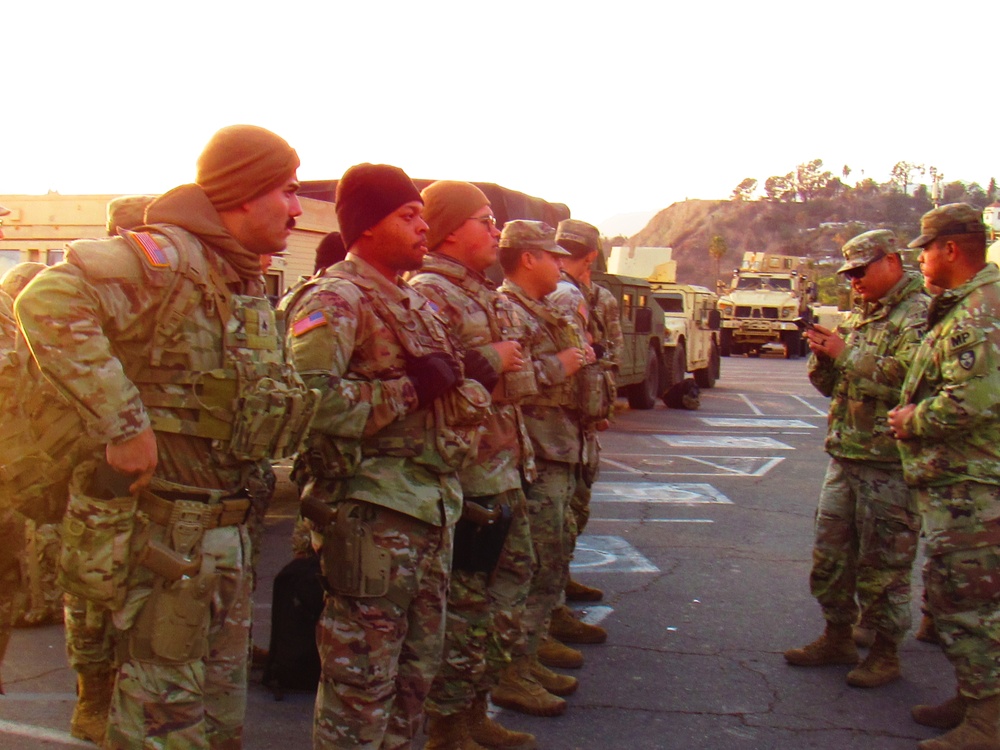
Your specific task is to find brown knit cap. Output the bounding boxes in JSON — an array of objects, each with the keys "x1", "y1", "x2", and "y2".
[
  {"x1": 420, "y1": 181, "x2": 491, "y2": 252},
  {"x1": 196, "y1": 125, "x2": 300, "y2": 211}
]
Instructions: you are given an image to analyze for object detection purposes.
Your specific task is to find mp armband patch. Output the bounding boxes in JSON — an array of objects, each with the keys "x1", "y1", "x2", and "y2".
[
  {"x1": 120, "y1": 229, "x2": 169, "y2": 268},
  {"x1": 292, "y1": 310, "x2": 328, "y2": 336},
  {"x1": 959, "y1": 350, "x2": 976, "y2": 370}
]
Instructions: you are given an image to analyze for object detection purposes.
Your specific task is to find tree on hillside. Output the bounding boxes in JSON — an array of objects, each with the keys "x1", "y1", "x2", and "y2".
[
  {"x1": 764, "y1": 174, "x2": 796, "y2": 202},
  {"x1": 708, "y1": 234, "x2": 728, "y2": 286},
  {"x1": 732, "y1": 178, "x2": 757, "y2": 202},
  {"x1": 890, "y1": 161, "x2": 925, "y2": 194},
  {"x1": 988, "y1": 178, "x2": 997, "y2": 204},
  {"x1": 842, "y1": 165, "x2": 851, "y2": 181},
  {"x1": 795, "y1": 159, "x2": 834, "y2": 203},
  {"x1": 943, "y1": 181, "x2": 969, "y2": 204}
]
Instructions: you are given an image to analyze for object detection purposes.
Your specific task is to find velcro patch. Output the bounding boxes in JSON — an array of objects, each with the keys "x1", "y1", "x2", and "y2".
[
  {"x1": 959, "y1": 350, "x2": 976, "y2": 370},
  {"x1": 292, "y1": 310, "x2": 328, "y2": 337},
  {"x1": 121, "y1": 229, "x2": 169, "y2": 268}
]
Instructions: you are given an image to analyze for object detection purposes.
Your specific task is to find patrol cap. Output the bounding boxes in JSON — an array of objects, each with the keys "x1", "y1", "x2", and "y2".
[
  {"x1": 837, "y1": 229, "x2": 897, "y2": 274},
  {"x1": 555, "y1": 219, "x2": 601, "y2": 258},
  {"x1": 499, "y1": 220, "x2": 570, "y2": 255},
  {"x1": 0, "y1": 204, "x2": 10, "y2": 217},
  {"x1": 907, "y1": 203, "x2": 986, "y2": 248},
  {"x1": 106, "y1": 195, "x2": 156, "y2": 235},
  {"x1": 0, "y1": 261, "x2": 47, "y2": 299}
]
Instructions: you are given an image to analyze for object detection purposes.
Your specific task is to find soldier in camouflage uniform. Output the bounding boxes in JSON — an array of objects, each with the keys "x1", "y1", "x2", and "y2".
[
  {"x1": 545, "y1": 219, "x2": 623, "y2": 650},
  {"x1": 887, "y1": 204, "x2": 1000, "y2": 750},
  {"x1": 409, "y1": 181, "x2": 543, "y2": 748},
  {"x1": 783, "y1": 230, "x2": 928, "y2": 690},
  {"x1": 15, "y1": 125, "x2": 313, "y2": 750},
  {"x1": 283, "y1": 164, "x2": 491, "y2": 750},
  {"x1": 497, "y1": 220, "x2": 593, "y2": 715}
]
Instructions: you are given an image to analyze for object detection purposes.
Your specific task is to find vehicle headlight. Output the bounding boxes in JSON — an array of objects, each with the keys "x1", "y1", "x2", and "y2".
[{"x1": 781, "y1": 306, "x2": 796, "y2": 319}]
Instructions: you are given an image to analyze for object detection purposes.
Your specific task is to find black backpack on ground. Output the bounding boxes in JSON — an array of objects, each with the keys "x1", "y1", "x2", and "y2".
[{"x1": 261, "y1": 553, "x2": 325, "y2": 699}]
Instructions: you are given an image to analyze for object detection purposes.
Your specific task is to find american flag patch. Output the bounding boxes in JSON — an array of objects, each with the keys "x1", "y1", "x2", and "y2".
[
  {"x1": 292, "y1": 310, "x2": 327, "y2": 336},
  {"x1": 122, "y1": 230, "x2": 169, "y2": 268}
]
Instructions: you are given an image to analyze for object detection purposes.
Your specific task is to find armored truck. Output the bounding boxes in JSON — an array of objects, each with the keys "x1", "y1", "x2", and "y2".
[
  {"x1": 650, "y1": 281, "x2": 721, "y2": 389},
  {"x1": 717, "y1": 252, "x2": 817, "y2": 358}
]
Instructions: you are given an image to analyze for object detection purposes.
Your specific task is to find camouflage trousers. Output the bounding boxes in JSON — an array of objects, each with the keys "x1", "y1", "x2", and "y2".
[
  {"x1": 14, "y1": 521, "x2": 63, "y2": 627},
  {"x1": 523, "y1": 459, "x2": 578, "y2": 655},
  {"x1": 313, "y1": 502, "x2": 452, "y2": 750},
  {"x1": 105, "y1": 523, "x2": 253, "y2": 750},
  {"x1": 808, "y1": 458, "x2": 919, "y2": 641},
  {"x1": 919, "y1": 482, "x2": 1000, "y2": 700},
  {"x1": 0, "y1": 506, "x2": 25, "y2": 684},
  {"x1": 426, "y1": 487, "x2": 534, "y2": 716},
  {"x1": 64, "y1": 593, "x2": 116, "y2": 676}
]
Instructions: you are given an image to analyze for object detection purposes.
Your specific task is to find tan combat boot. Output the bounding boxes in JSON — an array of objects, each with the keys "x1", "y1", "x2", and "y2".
[
  {"x1": 70, "y1": 668, "x2": 114, "y2": 744},
  {"x1": 424, "y1": 708, "x2": 486, "y2": 750},
  {"x1": 846, "y1": 632, "x2": 901, "y2": 688},
  {"x1": 783, "y1": 623, "x2": 859, "y2": 667},
  {"x1": 467, "y1": 692, "x2": 537, "y2": 749},
  {"x1": 852, "y1": 625, "x2": 876, "y2": 648},
  {"x1": 565, "y1": 577, "x2": 603, "y2": 602},
  {"x1": 917, "y1": 694, "x2": 1000, "y2": 750},
  {"x1": 491, "y1": 659, "x2": 566, "y2": 717},
  {"x1": 537, "y1": 635, "x2": 584, "y2": 669},
  {"x1": 549, "y1": 604, "x2": 607, "y2": 644},
  {"x1": 912, "y1": 693, "x2": 968, "y2": 730},
  {"x1": 915, "y1": 613, "x2": 941, "y2": 645},
  {"x1": 528, "y1": 657, "x2": 578, "y2": 696}
]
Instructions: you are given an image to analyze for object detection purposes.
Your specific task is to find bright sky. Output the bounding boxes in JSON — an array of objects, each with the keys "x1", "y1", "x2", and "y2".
[{"x1": 5, "y1": 1, "x2": 995, "y2": 232}]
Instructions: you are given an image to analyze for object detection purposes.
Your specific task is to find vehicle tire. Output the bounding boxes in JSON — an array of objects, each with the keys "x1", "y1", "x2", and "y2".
[
  {"x1": 782, "y1": 329, "x2": 801, "y2": 359},
  {"x1": 694, "y1": 341, "x2": 720, "y2": 389},
  {"x1": 660, "y1": 344, "x2": 686, "y2": 405},
  {"x1": 720, "y1": 329, "x2": 732, "y2": 357},
  {"x1": 627, "y1": 344, "x2": 660, "y2": 410}
]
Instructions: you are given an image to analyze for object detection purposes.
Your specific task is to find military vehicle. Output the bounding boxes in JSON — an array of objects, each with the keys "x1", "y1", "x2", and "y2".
[
  {"x1": 650, "y1": 278, "x2": 721, "y2": 389},
  {"x1": 717, "y1": 252, "x2": 817, "y2": 358}
]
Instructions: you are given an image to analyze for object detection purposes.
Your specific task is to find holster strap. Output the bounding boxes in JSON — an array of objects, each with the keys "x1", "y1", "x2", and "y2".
[{"x1": 138, "y1": 491, "x2": 251, "y2": 529}]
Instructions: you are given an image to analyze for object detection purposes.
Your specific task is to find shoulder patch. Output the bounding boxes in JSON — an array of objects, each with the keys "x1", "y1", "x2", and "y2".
[
  {"x1": 959, "y1": 350, "x2": 976, "y2": 370},
  {"x1": 120, "y1": 229, "x2": 169, "y2": 268},
  {"x1": 292, "y1": 310, "x2": 328, "y2": 337}
]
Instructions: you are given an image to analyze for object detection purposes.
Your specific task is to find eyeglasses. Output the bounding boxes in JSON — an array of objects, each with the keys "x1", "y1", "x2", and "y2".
[
  {"x1": 467, "y1": 215, "x2": 497, "y2": 229},
  {"x1": 843, "y1": 264, "x2": 870, "y2": 280}
]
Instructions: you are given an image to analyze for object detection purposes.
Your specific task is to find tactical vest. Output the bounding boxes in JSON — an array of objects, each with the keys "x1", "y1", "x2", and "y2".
[
  {"x1": 293, "y1": 265, "x2": 490, "y2": 477},
  {"x1": 115, "y1": 226, "x2": 318, "y2": 462}
]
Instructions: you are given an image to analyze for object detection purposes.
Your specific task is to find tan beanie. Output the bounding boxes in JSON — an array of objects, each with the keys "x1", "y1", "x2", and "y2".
[
  {"x1": 196, "y1": 125, "x2": 300, "y2": 211},
  {"x1": 420, "y1": 181, "x2": 491, "y2": 252}
]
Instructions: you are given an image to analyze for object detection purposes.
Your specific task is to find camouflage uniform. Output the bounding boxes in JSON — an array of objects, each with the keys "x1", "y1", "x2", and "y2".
[
  {"x1": 408, "y1": 252, "x2": 536, "y2": 715},
  {"x1": 500, "y1": 278, "x2": 585, "y2": 653},
  {"x1": 285, "y1": 254, "x2": 480, "y2": 749},
  {"x1": 898, "y1": 262, "x2": 1000, "y2": 699},
  {"x1": 15, "y1": 183, "x2": 312, "y2": 749},
  {"x1": 806, "y1": 270, "x2": 928, "y2": 641}
]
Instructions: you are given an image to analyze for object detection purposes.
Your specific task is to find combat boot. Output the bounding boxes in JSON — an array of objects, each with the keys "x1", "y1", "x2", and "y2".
[
  {"x1": 846, "y1": 632, "x2": 900, "y2": 688},
  {"x1": 783, "y1": 623, "x2": 859, "y2": 667},
  {"x1": 528, "y1": 657, "x2": 578, "y2": 696},
  {"x1": 565, "y1": 576, "x2": 603, "y2": 602},
  {"x1": 491, "y1": 659, "x2": 566, "y2": 717},
  {"x1": 549, "y1": 604, "x2": 607, "y2": 644},
  {"x1": 468, "y1": 692, "x2": 537, "y2": 749},
  {"x1": 917, "y1": 694, "x2": 1000, "y2": 750},
  {"x1": 70, "y1": 668, "x2": 114, "y2": 744},
  {"x1": 912, "y1": 693, "x2": 968, "y2": 730},
  {"x1": 537, "y1": 635, "x2": 584, "y2": 669},
  {"x1": 915, "y1": 613, "x2": 941, "y2": 645},
  {"x1": 424, "y1": 708, "x2": 487, "y2": 750},
  {"x1": 853, "y1": 625, "x2": 876, "y2": 648}
]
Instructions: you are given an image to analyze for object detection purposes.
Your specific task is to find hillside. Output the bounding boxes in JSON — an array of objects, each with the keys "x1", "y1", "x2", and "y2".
[{"x1": 621, "y1": 170, "x2": 996, "y2": 291}]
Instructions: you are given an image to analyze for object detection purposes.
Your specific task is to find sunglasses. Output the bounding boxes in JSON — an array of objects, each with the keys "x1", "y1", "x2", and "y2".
[{"x1": 844, "y1": 264, "x2": 871, "y2": 280}]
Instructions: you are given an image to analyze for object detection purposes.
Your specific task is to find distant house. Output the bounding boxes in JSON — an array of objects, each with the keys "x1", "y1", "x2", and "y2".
[{"x1": 984, "y1": 202, "x2": 1000, "y2": 240}]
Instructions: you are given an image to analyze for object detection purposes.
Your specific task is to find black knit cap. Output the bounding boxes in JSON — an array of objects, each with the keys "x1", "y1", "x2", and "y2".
[{"x1": 335, "y1": 163, "x2": 422, "y2": 250}]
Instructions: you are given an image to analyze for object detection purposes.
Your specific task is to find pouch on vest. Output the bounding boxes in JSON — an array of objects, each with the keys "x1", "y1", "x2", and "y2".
[
  {"x1": 428, "y1": 379, "x2": 490, "y2": 471},
  {"x1": 129, "y1": 564, "x2": 216, "y2": 664},
  {"x1": 577, "y1": 363, "x2": 614, "y2": 421},
  {"x1": 58, "y1": 460, "x2": 138, "y2": 609},
  {"x1": 320, "y1": 502, "x2": 390, "y2": 598},
  {"x1": 452, "y1": 497, "x2": 513, "y2": 575}
]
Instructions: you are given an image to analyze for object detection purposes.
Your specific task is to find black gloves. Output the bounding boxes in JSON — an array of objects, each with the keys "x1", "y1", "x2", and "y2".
[
  {"x1": 591, "y1": 343, "x2": 605, "y2": 361},
  {"x1": 462, "y1": 349, "x2": 500, "y2": 392},
  {"x1": 406, "y1": 352, "x2": 461, "y2": 408}
]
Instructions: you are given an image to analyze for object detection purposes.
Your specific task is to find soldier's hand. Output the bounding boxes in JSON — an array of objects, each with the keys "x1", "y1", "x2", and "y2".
[
  {"x1": 491, "y1": 340, "x2": 525, "y2": 373},
  {"x1": 887, "y1": 404, "x2": 916, "y2": 440},
  {"x1": 106, "y1": 427, "x2": 158, "y2": 494},
  {"x1": 557, "y1": 347, "x2": 586, "y2": 377},
  {"x1": 805, "y1": 325, "x2": 845, "y2": 358},
  {"x1": 406, "y1": 352, "x2": 461, "y2": 408}
]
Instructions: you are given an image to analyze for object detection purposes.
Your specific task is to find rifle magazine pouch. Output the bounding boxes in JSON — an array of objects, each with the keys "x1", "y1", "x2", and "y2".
[
  {"x1": 452, "y1": 499, "x2": 513, "y2": 575},
  {"x1": 578, "y1": 363, "x2": 613, "y2": 421},
  {"x1": 130, "y1": 564, "x2": 215, "y2": 664},
  {"x1": 320, "y1": 502, "x2": 390, "y2": 598},
  {"x1": 58, "y1": 460, "x2": 138, "y2": 610}
]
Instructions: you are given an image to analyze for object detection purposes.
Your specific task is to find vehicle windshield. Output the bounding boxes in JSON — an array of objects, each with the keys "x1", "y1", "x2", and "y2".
[{"x1": 655, "y1": 295, "x2": 684, "y2": 313}]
